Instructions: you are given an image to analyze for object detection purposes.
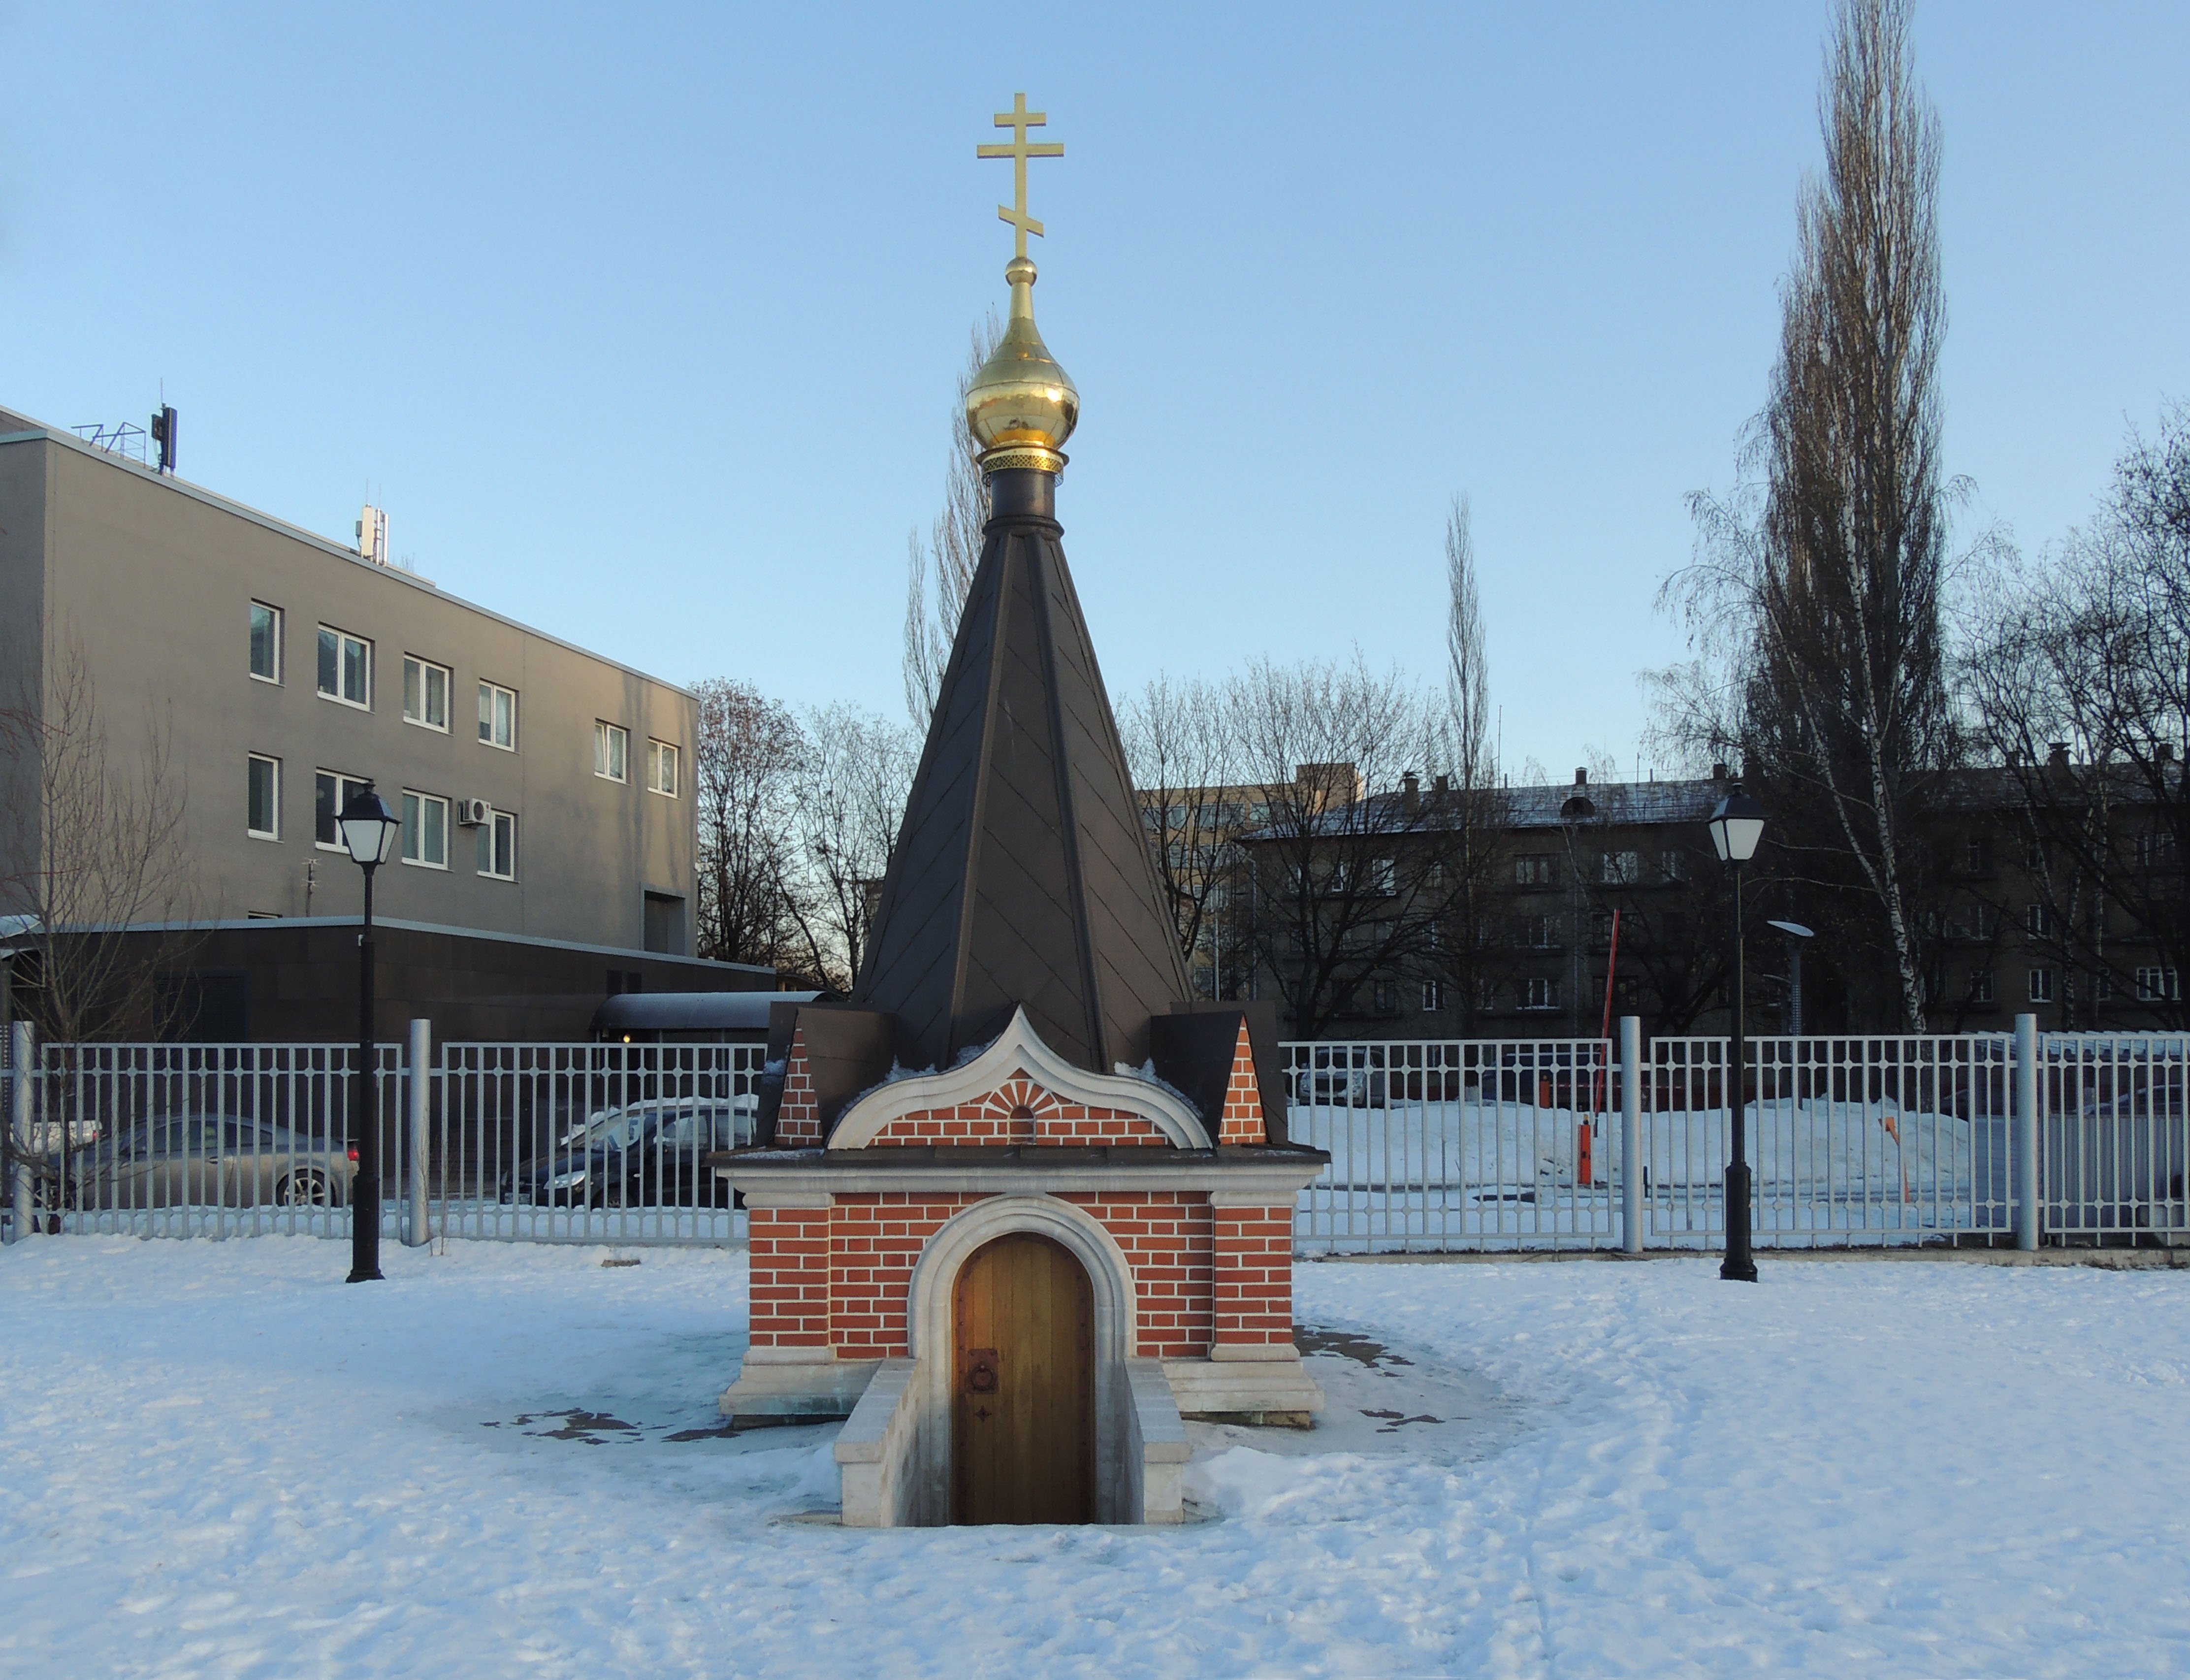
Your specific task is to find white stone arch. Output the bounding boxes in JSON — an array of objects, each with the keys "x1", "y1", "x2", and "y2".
[
  {"x1": 902, "y1": 1193, "x2": 1139, "y2": 1524},
  {"x1": 830, "y1": 1006, "x2": 1212, "y2": 1151}
]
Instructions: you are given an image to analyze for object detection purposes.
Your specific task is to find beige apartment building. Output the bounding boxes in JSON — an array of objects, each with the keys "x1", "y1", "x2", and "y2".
[{"x1": 0, "y1": 404, "x2": 767, "y2": 1039}]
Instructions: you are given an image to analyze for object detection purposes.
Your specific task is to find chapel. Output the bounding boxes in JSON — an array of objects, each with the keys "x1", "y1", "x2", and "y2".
[{"x1": 714, "y1": 97, "x2": 1327, "y2": 1527}]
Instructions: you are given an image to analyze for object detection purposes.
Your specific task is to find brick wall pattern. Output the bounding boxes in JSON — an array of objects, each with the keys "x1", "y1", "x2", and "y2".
[
  {"x1": 752, "y1": 1190, "x2": 1222, "y2": 1360},
  {"x1": 1213, "y1": 1202, "x2": 1297, "y2": 1349},
  {"x1": 1218, "y1": 1018, "x2": 1268, "y2": 1145},
  {"x1": 774, "y1": 1026, "x2": 820, "y2": 1144},
  {"x1": 866, "y1": 1069, "x2": 1173, "y2": 1148}
]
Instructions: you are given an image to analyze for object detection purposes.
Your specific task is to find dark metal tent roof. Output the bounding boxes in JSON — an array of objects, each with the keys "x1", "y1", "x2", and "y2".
[
  {"x1": 854, "y1": 474, "x2": 1190, "y2": 1076},
  {"x1": 592, "y1": 991, "x2": 818, "y2": 1036}
]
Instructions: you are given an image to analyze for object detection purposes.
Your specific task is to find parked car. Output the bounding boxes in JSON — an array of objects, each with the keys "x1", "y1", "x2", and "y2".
[
  {"x1": 1290, "y1": 1045, "x2": 1387, "y2": 1107},
  {"x1": 503, "y1": 1099, "x2": 757, "y2": 1208},
  {"x1": 40, "y1": 1115, "x2": 358, "y2": 1210}
]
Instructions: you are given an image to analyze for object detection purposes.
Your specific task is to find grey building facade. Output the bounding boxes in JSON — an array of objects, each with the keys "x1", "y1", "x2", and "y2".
[{"x1": 0, "y1": 404, "x2": 769, "y2": 1037}]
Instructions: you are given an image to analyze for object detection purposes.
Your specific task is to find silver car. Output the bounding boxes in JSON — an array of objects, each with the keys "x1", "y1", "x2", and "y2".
[{"x1": 49, "y1": 1115, "x2": 360, "y2": 1210}]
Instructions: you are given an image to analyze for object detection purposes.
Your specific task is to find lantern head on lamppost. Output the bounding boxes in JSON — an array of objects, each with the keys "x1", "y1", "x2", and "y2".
[
  {"x1": 339, "y1": 788, "x2": 400, "y2": 872},
  {"x1": 339, "y1": 784, "x2": 397, "y2": 1283},
  {"x1": 1708, "y1": 782, "x2": 1767, "y2": 1283},
  {"x1": 1707, "y1": 786, "x2": 1767, "y2": 867}
]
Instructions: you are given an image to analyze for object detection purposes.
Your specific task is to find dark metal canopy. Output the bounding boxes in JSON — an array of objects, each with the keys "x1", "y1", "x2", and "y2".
[{"x1": 854, "y1": 470, "x2": 1190, "y2": 1075}]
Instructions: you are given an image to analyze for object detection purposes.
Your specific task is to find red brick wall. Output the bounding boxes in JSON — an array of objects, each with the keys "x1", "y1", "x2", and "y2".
[
  {"x1": 865, "y1": 1070, "x2": 1173, "y2": 1147},
  {"x1": 1218, "y1": 1019, "x2": 1267, "y2": 1145},
  {"x1": 1212, "y1": 1202, "x2": 1297, "y2": 1350},
  {"x1": 758, "y1": 1190, "x2": 1222, "y2": 1361},
  {"x1": 1057, "y1": 1191, "x2": 1215, "y2": 1358},
  {"x1": 747, "y1": 1204, "x2": 830, "y2": 1348},
  {"x1": 827, "y1": 1192, "x2": 986, "y2": 1358},
  {"x1": 774, "y1": 1028, "x2": 820, "y2": 1145}
]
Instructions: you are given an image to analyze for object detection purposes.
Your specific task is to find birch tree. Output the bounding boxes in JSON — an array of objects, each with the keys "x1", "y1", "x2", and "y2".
[{"x1": 1667, "y1": 0, "x2": 1954, "y2": 1030}]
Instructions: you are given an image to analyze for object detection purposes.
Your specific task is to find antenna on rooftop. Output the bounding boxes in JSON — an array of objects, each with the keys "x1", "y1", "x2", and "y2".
[
  {"x1": 357, "y1": 504, "x2": 389, "y2": 565},
  {"x1": 151, "y1": 404, "x2": 178, "y2": 474}
]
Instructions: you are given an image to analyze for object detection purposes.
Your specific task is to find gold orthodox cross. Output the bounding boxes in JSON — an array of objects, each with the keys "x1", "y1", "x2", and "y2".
[{"x1": 977, "y1": 92, "x2": 1063, "y2": 258}]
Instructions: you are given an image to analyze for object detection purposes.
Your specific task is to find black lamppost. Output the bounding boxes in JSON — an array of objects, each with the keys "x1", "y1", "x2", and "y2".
[
  {"x1": 338, "y1": 784, "x2": 400, "y2": 1284},
  {"x1": 1708, "y1": 784, "x2": 1767, "y2": 1284}
]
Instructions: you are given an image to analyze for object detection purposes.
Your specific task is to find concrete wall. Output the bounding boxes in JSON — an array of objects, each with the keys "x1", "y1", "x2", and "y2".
[{"x1": 0, "y1": 414, "x2": 696, "y2": 956}]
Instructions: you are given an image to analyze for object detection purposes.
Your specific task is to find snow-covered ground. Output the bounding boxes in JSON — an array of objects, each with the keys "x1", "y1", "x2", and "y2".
[{"x1": 1, "y1": 1237, "x2": 2184, "y2": 1678}]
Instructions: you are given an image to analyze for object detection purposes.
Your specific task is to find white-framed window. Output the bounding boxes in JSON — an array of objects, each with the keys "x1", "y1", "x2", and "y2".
[
  {"x1": 316, "y1": 626, "x2": 371, "y2": 708},
  {"x1": 249, "y1": 602, "x2": 282, "y2": 683},
  {"x1": 1601, "y1": 850, "x2": 1642, "y2": 885},
  {"x1": 1422, "y1": 978, "x2": 1446, "y2": 1013},
  {"x1": 1968, "y1": 970, "x2": 1994, "y2": 1004},
  {"x1": 1523, "y1": 977, "x2": 1560, "y2": 1010},
  {"x1": 478, "y1": 681, "x2": 517, "y2": 750},
  {"x1": 477, "y1": 808, "x2": 517, "y2": 880},
  {"x1": 1371, "y1": 979, "x2": 1398, "y2": 1014},
  {"x1": 647, "y1": 739, "x2": 679, "y2": 797},
  {"x1": 1659, "y1": 849, "x2": 1686, "y2": 881},
  {"x1": 401, "y1": 791, "x2": 450, "y2": 869},
  {"x1": 403, "y1": 657, "x2": 451, "y2": 731},
  {"x1": 2028, "y1": 968, "x2": 2055, "y2": 1004},
  {"x1": 314, "y1": 770, "x2": 371, "y2": 849},
  {"x1": 2136, "y1": 966, "x2": 2181, "y2": 1003},
  {"x1": 1517, "y1": 913, "x2": 1558, "y2": 949},
  {"x1": 246, "y1": 754, "x2": 280, "y2": 839},
  {"x1": 1515, "y1": 854, "x2": 1558, "y2": 887},
  {"x1": 2025, "y1": 902, "x2": 2054, "y2": 937},
  {"x1": 595, "y1": 721, "x2": 629, "y2": 782}
]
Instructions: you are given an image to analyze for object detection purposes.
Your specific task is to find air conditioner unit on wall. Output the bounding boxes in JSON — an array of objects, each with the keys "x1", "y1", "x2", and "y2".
[{"x1": 456, "y1": 799, "x2": 492, "y2": 827}]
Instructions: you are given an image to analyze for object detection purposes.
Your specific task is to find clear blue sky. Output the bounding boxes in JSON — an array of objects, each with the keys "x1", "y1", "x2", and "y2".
[{"x1": 4, "y1": 2, "x2": 2184, "y2": 781}]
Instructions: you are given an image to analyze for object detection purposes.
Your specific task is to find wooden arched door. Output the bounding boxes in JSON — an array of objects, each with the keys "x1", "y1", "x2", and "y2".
[{"x1": 951, "y1": 1231, "x2": 1095, "y2": 1524}]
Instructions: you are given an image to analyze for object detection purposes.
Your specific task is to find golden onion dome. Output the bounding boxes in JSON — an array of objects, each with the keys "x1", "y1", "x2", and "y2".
[{"x1": 965, "y1": 255, "x2": 1078, "y2": 475}]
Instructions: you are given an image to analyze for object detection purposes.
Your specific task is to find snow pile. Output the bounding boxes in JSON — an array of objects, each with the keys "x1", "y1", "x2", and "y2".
[{"x1": 1, "y1": 1236, "x2": 2185, "y2": 1677}]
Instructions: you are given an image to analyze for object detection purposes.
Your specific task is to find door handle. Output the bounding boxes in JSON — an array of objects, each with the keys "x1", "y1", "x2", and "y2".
[{"x1": 965, "y1": 1348, "x2": 999, "y2": 1395}]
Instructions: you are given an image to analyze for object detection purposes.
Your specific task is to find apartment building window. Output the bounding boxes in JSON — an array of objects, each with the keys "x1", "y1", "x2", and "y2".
[
  {"x1": 1422, "y1": 979, "x2": 1446, "y2": 1013},
  {"x1": 1968, "y1": 970, "x2": 1994, "y2": 1004},
  {"x1": 1601, "y1": 850, "x2": 1641, "y2": 885},
  {"x1": 1523, "y1": 977, "x2": 1560, "y2": 1010},
  {"x1": 2138, "y1": 831, "x2": 2180, "y2": 868},
  {"x1": 1964, "y1": 838, "x2": 1994, "y2": 874},
  {"x1": 314, "y1": 771, "x2": 371, "y2": 848},
  {"x1": 1658, "y1": 849, "x2": 1686, "y2": 881},
  {"x1": 1371, "y1": 979, "x2": 1398, "y2": 1014},
  {"x1": 2026, "y1": 902, "x2": 2054, "y2": 937},
  {"x1": 2028, "y1": 968, "x2": 2055, "y2": 1004},
  {"x1": 647, "y1": 740, "x2": 680, "y2": 797},
  {"x1": 403, "y1": 658, "x2": 451, "y2": 731},
  {"x1": 317, "y1": 627, "x2": 371, "y2": 708},
  {"x1": 2137, "y1": 967, "x2": 2181, "y2": 1003},
  {"x1": 1515, "y1": 853, "x2": 1558, "y2": 887},
  {"x1": 249, "y1": 603, "x2": 282, "y2": 683},
  {"x1": 477, "y1": 809, "x2": 517, "y2": 880},
  {"x1": 402, "y1": 792, "x2": 450, "y2": 869},
  {"x1": 479, "y1": 682, "x2": 517, "y2": 750},
  {"x1": 1517, "y1": 913, "x2": 1558, "y2": 949},
  {"x1": 246, "y1": 755, "x2": 280, "y2": 839},
  {"x1": 595, "y1": 721, "x2": 629, "y2": 782}
]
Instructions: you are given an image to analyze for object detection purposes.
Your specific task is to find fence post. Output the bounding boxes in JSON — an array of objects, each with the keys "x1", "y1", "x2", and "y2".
[
  {"x1": 405, "y1": 1018, "x2": 431, "y2": 1248},
  {"x1": 8, "y1": 1022, "x2": 32, "y2": 1243},
  {"x1": 1619, "y1": 1016, "x2": 1644, "y2": 1254},
  {"x1": 2014, "y1": 1012, "x2": 2040, "y2": 1251}
]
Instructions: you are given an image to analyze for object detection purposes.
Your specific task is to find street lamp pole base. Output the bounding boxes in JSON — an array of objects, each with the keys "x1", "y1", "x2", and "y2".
[
  {"x1": 346, "y1": 1265, "x2": 385, "y2": 1284},
  {"x1": 1721, "y1": 1160, "x2": 1758, "y2": 1282}
]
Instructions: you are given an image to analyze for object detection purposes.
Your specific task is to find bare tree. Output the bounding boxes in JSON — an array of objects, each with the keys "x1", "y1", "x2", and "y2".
[
  {"x1": 1962, "y1": 408, "x2": 2190, "y2": 1026},
  {"x1": 690, "y1": 678, "x2": 814, "y2": 979},
  {"x1": 1118, "y1": 674, "x2": 1251, "y2": 995},
  {"x1": 903, "y1": 315, "x2": 1003, "y2": 726},
  {"x1": 1230, "y1": 656, "x2": 1465, "y2": 1039},
  {"x1": 792, "y1": 704, "x2": 919, "y2": 991},
  {"x1": 1444, "y1": 494, "x2": 1492, "y2": 793},
  {"x1": 0, "y1": 633, "x2": 196, "y2": 1043},
  {"x1": 1665, "y1": 0, "x2": 1955, "y2": 1030}
]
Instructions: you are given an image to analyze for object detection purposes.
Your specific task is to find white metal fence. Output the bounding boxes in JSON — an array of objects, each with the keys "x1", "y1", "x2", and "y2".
[
  {"x1": 1284, "y1": 1022, "x2": 2187, "y2": 1253},
  {"x1": 4, "y1": 1019, "x2": 2182, "y2": 1254}
]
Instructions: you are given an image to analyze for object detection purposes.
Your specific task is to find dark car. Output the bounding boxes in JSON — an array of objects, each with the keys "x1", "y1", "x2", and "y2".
[{"x1": 502, "y1": 1099, "x2": 756, "y2": 1208}]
